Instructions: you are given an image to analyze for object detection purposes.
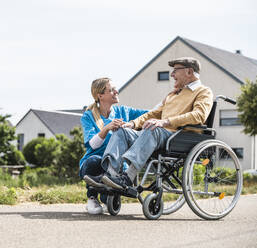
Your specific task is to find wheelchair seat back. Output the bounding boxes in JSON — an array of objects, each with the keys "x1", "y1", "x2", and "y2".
[{"x1": 167, "y1": 131, "x2": 214, "y2": 154}]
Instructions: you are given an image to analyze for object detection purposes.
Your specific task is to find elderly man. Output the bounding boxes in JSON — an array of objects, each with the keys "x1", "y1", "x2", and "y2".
[{"x1": 84, "y1": 57, "x2": 213, "y2": 190}]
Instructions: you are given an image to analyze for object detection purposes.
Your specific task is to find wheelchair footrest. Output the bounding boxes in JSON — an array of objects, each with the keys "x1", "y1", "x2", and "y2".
[
  {"x1": 88, "y1": 185, "x2": 138, "y2": 198},
  {"x1": 125, "y1": 187, "x2": 138, "y2": 198}
]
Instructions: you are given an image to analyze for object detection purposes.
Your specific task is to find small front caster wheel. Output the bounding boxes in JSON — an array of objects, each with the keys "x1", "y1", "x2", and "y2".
[
  {"x1": 143, "y1": 193, "x2": 163, "y2": 220},
  {"x1": 107, "y1": 194, "x2": 121, "y2": 216}
]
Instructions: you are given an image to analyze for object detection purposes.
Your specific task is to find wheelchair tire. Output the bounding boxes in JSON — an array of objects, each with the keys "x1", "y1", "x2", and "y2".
[
  {"x1": 143, "y1": 193, "x2": 163, "y2": 220},
  {"x1": 162, "y1": 175, "x2": 185, "y2": 215},
  {"x1": 162, "y1": 186, "x2": 185, "y2": 215},
  {"x1": 182, "y1": 139, "x2": 243, "y2": 220},
  {"x1": 107, "y1": 194, "x2": 121, "y2": 216}
]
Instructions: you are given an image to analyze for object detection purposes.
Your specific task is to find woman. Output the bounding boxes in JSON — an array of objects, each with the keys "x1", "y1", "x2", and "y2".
[{"x1": 80, "y1": 77, "x2": 147, "y2": 214}]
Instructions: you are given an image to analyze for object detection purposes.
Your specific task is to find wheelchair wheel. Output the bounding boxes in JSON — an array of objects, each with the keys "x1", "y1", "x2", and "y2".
[
  {"x1": 143, "y1": 193, "x2": 164, "y2": 220},
  {"x1": 107, "y1": 194, "x2": 121, "y2": 216},
  {"x1": 162, "y1": 174, "x2": 185, "y2": 215},
  {"x1": 182, "y1": 140, "x2": 242, "y2": 220}
]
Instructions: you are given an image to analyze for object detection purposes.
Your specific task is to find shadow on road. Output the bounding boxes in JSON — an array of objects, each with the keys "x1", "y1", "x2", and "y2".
[{"x1": 0, "y1": 211, "x2": 204, "y2": 222}]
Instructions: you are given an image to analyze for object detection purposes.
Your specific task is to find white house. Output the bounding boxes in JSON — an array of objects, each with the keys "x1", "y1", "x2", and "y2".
[
  {"x1": 15, "y1": 109, "x2": 83, "y2": 150},
  {"x1": 118, "y1": 36, "x2": 257, "y2": 171}
]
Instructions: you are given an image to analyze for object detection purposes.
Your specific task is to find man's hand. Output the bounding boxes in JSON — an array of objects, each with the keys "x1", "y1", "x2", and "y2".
[
  {"x1": 122, "y1": 121, "x2": 134, "y2": 129},
  {"x1": 142, "y1": 119, "x2": 170, "y2": 130}
]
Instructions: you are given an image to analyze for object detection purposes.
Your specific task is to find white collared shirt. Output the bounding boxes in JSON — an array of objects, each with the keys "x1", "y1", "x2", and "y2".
[{"x1": 187, "y1": 80, "x2": 202, "y2": 91}]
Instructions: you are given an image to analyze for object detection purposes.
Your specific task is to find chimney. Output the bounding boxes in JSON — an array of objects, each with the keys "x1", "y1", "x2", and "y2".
[{"x1": 235, "y1": 50, "x2": 242, "y2": 55}]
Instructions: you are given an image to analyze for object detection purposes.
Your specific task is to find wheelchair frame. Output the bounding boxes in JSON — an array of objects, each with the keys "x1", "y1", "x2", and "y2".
[{"x1": 88, "y1": 95, "x2": 243, "y2": 220}]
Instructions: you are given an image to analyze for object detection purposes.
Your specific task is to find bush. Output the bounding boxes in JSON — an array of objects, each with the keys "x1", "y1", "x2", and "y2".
[
  {"x1": 53, "y1": 127, "x2": 85, "y2": 182},
  {"x1": 0, "y1": 187, "x2": 17, "y2": 205},
  {"x1": 34, "y1": 138, "x2": 60, "y2": 167},
  {"x1": 243, "y1": 172, "x2": 257, "y2": 186},
  {"x1": 20, "y1": 167, "x2": 65, "y2": 187},
  {"x1": 21, "y1": 127, "x2": 85, "y2": 182},
  {"x1": 29, "y1": 185, "x2": 86, "y2": 204},
  {"x1": 5, "y1": 148, "x2": 26, "y2": 165},
  {"x1": 22, "y1": 137, "x2": 45, "y2": 166}
]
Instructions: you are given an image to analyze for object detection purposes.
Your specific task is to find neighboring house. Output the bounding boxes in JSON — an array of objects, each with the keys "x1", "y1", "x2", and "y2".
[
  {"x1": 118, "y1": 36, "x2": 257, "y2": 171},
  {"x1": 15, "y1": 109, "x2": 83, "y2": 151}
]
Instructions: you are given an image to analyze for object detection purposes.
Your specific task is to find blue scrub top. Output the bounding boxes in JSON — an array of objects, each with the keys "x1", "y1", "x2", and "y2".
[{"x1": 79, "y1": 105, "x2": 147, "y2": 171}]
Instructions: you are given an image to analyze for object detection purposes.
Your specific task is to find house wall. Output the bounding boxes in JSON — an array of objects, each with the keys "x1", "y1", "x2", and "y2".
[
  {"x1": 15, "y1": 111, "x2": 54, "y2": 148},
  {"x1": 118, "y1": 39, "x2": 252, "y2": 170},
  {"x1": 253, "y1": 135, "x2": 257, "y2": 170}
]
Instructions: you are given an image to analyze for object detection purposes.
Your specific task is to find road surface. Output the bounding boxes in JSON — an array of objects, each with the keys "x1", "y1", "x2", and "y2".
[{"x1": 0, "y1": 194, "x2": 256, "y2": 248}]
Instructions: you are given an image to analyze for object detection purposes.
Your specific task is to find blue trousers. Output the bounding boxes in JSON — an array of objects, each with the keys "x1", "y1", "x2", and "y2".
[
  {"x1": 80, "y1": 155, "x2": 107, "y2": 204},
  {"x1": 102, "y1": 127, "x2": 173, "y2": 173}
]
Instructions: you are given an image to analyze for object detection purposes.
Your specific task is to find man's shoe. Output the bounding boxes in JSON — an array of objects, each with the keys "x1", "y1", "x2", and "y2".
[
  {"x1": 86, "y1": 196, "x2": 103, "y2": 215},
  {"x1": 83, "y1": 174, "x2": 105, "y2": 188},
  {"x1": 102, "y1": 172, "x2": 132, "y2": 190}
]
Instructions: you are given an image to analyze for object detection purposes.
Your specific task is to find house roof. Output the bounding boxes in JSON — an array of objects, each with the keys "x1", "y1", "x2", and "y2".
[
  {"x1": 59, "y1": 109, "x2": 85, "y2": 114},
  {"x1": 119, "y1": 36, "x2": 257, "y2": 92},
  {"x1": 16, "y1": 109, "x2": 82, "y2": 138}
]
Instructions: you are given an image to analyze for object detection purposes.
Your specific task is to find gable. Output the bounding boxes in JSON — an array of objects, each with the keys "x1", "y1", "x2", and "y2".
[
  {"x1": 182, "y1": 38, "x2": 257, "y2": 84},
  {"x1": 32, "y1": 110, "x2": 82, "y2": 137},
  {"x1": 119, "y1": 36, "x2": 257, "y2": 95}
]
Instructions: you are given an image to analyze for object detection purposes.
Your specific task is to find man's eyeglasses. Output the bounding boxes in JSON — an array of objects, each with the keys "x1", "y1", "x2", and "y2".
[{"x1": 171, "y1": 67, "x2": 188, "y2": 74}]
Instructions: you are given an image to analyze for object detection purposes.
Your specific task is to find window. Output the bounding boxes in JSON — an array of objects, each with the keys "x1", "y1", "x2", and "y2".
[
  {"x1": 38, "y1": 133, "x2": 45, "y2": 137},
  {"x1": 17, "y1": 134, "x2": 24, "y2": 151},
  {"x1": 220, "y1": 110, "x2": 241, "y2": 126},
  {"x1": 232, "y1": 148, "x2": 243, "y2": 159},
  {"x1": 219, "y1": 147, "x2": 243, "y2": 159},
  {"x1": 158, "y1": 71, "x2": 169, "y2": 81}
]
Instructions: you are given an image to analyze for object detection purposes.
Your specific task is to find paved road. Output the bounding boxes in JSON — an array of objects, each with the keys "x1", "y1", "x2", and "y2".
[{"x1": 0, "y1": 194, "x2": 256, "y2": 248}]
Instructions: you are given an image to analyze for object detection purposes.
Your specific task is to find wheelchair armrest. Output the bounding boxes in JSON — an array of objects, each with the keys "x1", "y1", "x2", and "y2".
[{"x1": 178, "y1": 124, "x2": 207, "y2": 130}]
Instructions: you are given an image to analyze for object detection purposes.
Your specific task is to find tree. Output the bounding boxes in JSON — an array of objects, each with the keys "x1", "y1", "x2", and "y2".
[
  {"x1": 0, "y1": 114, "x2": 25, "y2": 165},
  {"x1": 237, "y1": 79, "x2": 257, "y2": 136}
]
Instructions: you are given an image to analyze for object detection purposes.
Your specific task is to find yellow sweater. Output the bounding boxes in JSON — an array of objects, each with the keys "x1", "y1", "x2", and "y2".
[{"x1": 133, "y1": 85, "x2": 213, "y2": 132}]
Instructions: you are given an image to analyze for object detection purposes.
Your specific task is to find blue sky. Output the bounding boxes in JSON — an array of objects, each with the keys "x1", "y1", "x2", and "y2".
[{"x1": 1, "y1": 0, "x2": 257, "y2": 124}]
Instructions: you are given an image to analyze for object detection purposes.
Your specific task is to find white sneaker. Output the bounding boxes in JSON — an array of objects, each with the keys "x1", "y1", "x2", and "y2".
[
  {"x1": 102, "y1": 204, "x2": 108, "y2": 213},
  {"x1": 86, "y1": 197, "x2": 103, "y2": 215}
]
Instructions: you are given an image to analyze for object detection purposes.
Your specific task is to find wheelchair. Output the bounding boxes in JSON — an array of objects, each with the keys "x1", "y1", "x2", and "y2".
[{"x1": 88, "y1": 95, "x2": 243, "y2": 220}]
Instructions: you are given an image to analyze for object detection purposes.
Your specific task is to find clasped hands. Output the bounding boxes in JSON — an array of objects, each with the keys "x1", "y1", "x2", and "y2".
[{"x1": 109, "y1": 118, "x2": 169, "y2": 131}]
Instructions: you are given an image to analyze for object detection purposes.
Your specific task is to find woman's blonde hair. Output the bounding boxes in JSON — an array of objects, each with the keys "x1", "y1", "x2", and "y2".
[{"x1": 86, "y1": 77, "x2": 110, "y2": 130}]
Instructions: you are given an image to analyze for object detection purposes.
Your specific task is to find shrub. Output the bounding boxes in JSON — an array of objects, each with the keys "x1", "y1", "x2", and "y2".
[
  {"x1": 53, "y1": 127, "x2": 85, "y2": 182},
  {"x1": 22, "y1": 137, "x2": 45, "y2": 166},
  {"x1": 30, "y1": 185, "x2": 86, "y2": 204},
  {"x1": 20, "y1": 167, "x2": 65, "y2": 187},
  {"x1": 5, "y1": 148, "x2": 26, "y2": 165},
  {"x1": 0, "y1": 187, "x2": 17, "y2": 205},
  {"x1": 34, "y1": 138, "x2": 60, "y2": 167}
]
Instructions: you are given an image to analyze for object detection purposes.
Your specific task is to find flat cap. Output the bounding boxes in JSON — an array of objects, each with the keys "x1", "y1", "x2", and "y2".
[{"x1": 168, "y1": 57, "x2": 201, "y2": 73}]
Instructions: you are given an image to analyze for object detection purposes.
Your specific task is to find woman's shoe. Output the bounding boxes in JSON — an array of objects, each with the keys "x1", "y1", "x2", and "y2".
[{"x1": 86, "y1": 196, "x2": 103, "y2": 214}]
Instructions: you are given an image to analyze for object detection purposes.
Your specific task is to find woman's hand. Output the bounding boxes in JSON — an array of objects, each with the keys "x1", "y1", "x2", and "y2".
[
  {"x1": 106, "y1": 118, "x2": 124, "y2": 131},
  {"x1": 98, "y1": 118, "x2": 124, "y2": 139},
  {"x1": 122, "y1": 121, "x2": 134, "y2": 129}
]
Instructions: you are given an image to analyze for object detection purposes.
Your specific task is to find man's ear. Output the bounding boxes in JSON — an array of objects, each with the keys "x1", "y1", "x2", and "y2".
[{"x1": 187, "y1": 68, "x2": 193, "y2": 76}]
